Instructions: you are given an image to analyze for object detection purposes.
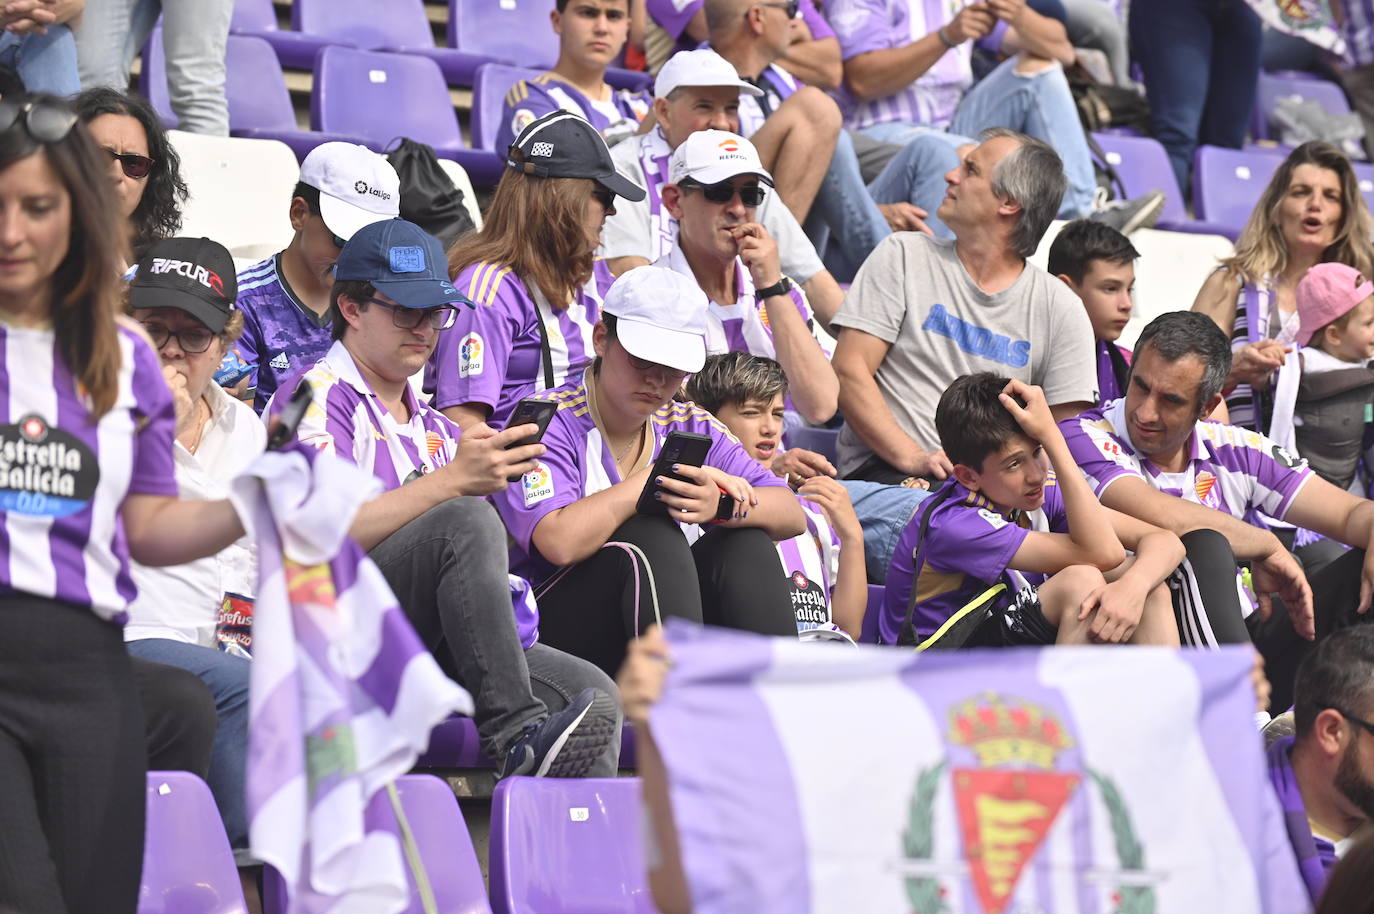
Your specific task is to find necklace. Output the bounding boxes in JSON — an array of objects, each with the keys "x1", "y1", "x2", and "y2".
[
  {"x1": 613, "y1": 426, "x2": 643, "y2": 464},
  {"x1": 181, "y1": 398, "x2": 210, "y2": 455}
]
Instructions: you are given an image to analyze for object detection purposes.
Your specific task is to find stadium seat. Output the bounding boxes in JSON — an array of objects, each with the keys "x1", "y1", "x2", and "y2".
[
  {"x1": 471, "y1": 62, "x2": 545, "y2": 152},
  {"x1": 1355, "y1": 161, "x2": 1374, "y2": 214},
  {"x1": 860, "y1": 583, "x2": 884, "y2": 644},
  {"x1": 418, "y1": 716, "x2": 637, "y2": 768},
  {"x1": 312, "y1": 46, "x2": 504, "y2": 186},
  {"x1": 1251, "y1": 69, "x2": 1352, "y2": 142},
  {"x1": 229, "y1": 0, "x2": 338, "y2": 70},
  {"x1": 1090, "y1": 132, "x2": 1188, "y2": 227},
  {"x1": 489, "y1": 777, "x2": 657, "y2": 914},
  {"x1": 1191, "y1": 145, "x2": 1284, "y2": 239},
  {"x1": 785, "y1": 425, "x2": 839, "y2": 462},
  {"x1": 140, "y1": 771, "x2": 247, "y2": 914},
  {"x1": 167, "y1": 130, "x2": 299, "y2": 259}
]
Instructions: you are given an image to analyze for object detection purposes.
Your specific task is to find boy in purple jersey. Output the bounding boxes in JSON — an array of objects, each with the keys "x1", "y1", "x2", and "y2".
[
  {"x1": 880, "y1": 372, "x2": 1182, "y2": 648},
  {"x1": 497, "y1": 0, "x2": 650, "y2": 151},
  {"x1": 268, "y1": 219, "x2": 621, "y2": 779},
  {"x1": 1046, "y1": 219, "x2": 1139, "y2": 406},
  {"x1": 230, "y1": 143, "x2": 400, "y2": 413},
  {"x1": 658, "y1": 129, "x2": 838, "y2": 423}
]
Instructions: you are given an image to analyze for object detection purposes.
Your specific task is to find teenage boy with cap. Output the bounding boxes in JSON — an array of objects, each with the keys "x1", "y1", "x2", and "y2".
[
  {"x1": 229, "y1": 142, "x2": 401, "y2": 413},
  {"x1": 599, "y1": 48, "x2": 846, "y2": 326},
  {"x1": 657, "y1": 129, "x2": 837, "y2": 424},
  {"x1": 125, "y1": 236, "x2": 263, "y2": 881},
  {"x1": 270, "y1": 218, "x2": 621, "y2": 779}
]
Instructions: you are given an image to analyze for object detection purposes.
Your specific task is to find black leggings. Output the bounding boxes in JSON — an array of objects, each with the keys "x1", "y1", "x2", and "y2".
[
  {"x1": 0, "y1": 595, "x2": 146, "y2": 914},
  {"x1": 1169, "y1": 529, "x2": 1254, "y2": 646},
  {"x1": 536, "y1": 514, "x2": 796, "y2": 676}
]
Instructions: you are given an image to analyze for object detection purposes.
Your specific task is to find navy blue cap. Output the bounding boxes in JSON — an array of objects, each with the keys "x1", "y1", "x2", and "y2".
[{"x1": 334, "y1": 219, "x2": 473, "y2": 309}]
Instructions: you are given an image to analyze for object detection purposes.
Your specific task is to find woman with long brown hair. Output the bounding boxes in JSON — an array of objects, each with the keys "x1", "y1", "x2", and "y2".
[
  {"x1": 428, "y1": 111, "x2": 644, "y2": 430},
  {"x1": 1193, "y1": 141, "x2": 1374, "y2": 432},
  {"x1": 0, "y1": 95, "x2": 245, "y2": 914}
]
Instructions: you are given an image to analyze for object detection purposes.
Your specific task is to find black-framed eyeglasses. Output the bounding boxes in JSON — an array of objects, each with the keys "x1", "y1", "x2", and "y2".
[
  {"x1": 682, "y1": 179, "x2": 767, "y2": 207},
  {"x1": 0, "y1": 97, "x2": 78, "y2": 144},
  {"x1": 591, "y1": 186, "x2": 617, "y2": 213},
  {"x1": 103, "y1": 147, "x2": 154, "y2": 179},
  {"x1": 365, "y1": 297, "x2": 458, "y2": 331},
  {"x1": 757, "y1": 0, "x2": 800, "y2": 18},
  {"x1": 1324, "y1": 705, "x2": 1374, "y2": 739},
  {"x1": 140, "y1": 322, "x2": 217, "y2": 354}
]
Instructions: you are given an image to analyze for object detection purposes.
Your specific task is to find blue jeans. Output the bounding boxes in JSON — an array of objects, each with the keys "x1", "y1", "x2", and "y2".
[
  {"x1": 0, "y1": 25, "x2": 79, "y2": 96},
  {"x1": 840, "y1": 480, "x2": 930, "y2": 583},
  {"x1": 126, "y1": 637, "x2": 250, "y2": 852},
  {"x1": 1129, "y1": 0, "x2": 1262, "y2": 194},
  {"x1": 862, "y1": 54, "x2": 1097, "y2": 218}
]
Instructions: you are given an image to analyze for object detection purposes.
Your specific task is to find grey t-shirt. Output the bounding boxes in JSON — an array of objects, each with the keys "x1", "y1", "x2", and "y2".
[
  {"x1": 830, "y1": 233, "x2": 1097, "y2": 476},
  {"x1": 598, "y1": 128, "x2": 825, "y2": 284}
]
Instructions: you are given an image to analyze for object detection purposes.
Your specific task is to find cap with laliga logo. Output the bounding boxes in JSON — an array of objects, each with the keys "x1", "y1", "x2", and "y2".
[
  {"x1": 298, "y1": 142, "x2": 401, "y2": 242},
  {"x1": 335, "y1": 219, "x2": 474, "y2": 310},
  {"x1": 601, "y1": 266, "x2": 709, "y2": 373},
  {"x1": 508, "y1": 111, "x2": 646, "y2": 202},
  {"x1": 668, "y1": 129, "x2": 774, "y2": 187},
  {"x1": 130, "y1": 236, "x2": 238, "y2": 333},
  {"x1": 654, "y1": 48, "x2": 764, "y2": 100}
]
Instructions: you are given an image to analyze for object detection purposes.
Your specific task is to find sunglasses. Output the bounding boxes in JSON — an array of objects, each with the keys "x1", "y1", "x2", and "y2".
[
  {"x1": 0, "y1": 96, "x2": 78, "y2": 144},
  {"x1": 365, "y1": 297, "x2": 458, "y2": 331},
  {"x1": 591, "y1": 186, "x2": 617, "y2": 212},
  {"x1": 683, "y1": 179, "x2": 767, "y2": 207},
  {"x1": 104, "y1": 147, "x2": 154, "y2": 180},
  {"x1": 141, "y1": 322, "x2": 216, "y2": 354},
  {"x1": 758, "y1": 0, "x2": 800, "y2": 17}
]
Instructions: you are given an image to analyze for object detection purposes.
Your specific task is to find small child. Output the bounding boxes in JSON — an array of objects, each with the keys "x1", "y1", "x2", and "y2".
[
  {"x1": 880, "y1": 373, "x2": 1183, "y2": 649},
  {"x1": 1047, "y1": 219, "x2": 1140, "y2": 406},
  {"x1": 686, "y1": 353, "x2": 866, "y2": 642}
]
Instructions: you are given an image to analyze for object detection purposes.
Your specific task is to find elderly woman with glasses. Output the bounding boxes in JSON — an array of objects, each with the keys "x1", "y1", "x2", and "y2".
[
  {"x1": 0, "y1": 94, "x2": 248, "y2": 914},
  {"x1": 430, "y1": 110, "x2": 644, "y2": 432}
]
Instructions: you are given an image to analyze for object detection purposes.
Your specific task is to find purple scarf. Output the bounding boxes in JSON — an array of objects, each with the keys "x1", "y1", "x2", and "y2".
[{"x1": 1267, "y1": 735, "x2": 1338, "y2": 903}]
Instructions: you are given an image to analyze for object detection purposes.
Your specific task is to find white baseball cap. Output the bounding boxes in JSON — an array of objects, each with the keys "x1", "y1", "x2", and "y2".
[
  {"x1": 602, "y1": 266, "x2": 709, "y2": 373},
  {"x1": 298, "y1": 142, "x2": 401, "y2": 241},
  {"x1": 669, "y1": 130, "x2": 774, "y2": 187},
  {"x1": 654, "y1": 48, "x2": 764, "y2": 100}
]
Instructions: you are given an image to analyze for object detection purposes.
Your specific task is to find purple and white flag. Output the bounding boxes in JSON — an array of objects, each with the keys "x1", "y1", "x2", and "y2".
[
  {"x1": 233, "y1": 445, "x2": 471, "y2": 914},
  {"x1": 1243, "y1": 0, "x2": 1344, "y2": 54},
  {"x1": 651, "y1": 623, "x2": 1310, "y2": 914}
]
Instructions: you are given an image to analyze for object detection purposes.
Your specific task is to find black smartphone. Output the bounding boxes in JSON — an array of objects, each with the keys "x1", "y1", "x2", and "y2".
[
  {"x1": 266, "y1": 378, "x2": 312, "y2": 451},
  {"x1": 635, "y1": 431, "x2": 713, "y2": 517},
  {"x1": 504, "y1": 397, "x2": 559, "y2": 481}
]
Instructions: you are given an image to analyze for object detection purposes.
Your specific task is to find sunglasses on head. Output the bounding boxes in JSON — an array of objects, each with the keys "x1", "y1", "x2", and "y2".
[
  {"x1": 683, "y1": 179, "x2": 767, "y2": 207},
  {"x1": 0, "y1": 96, "x2": 78, "y2": 144},
  {"x1": 103, "y1": 147, "x2": 154, "y2": 179}
]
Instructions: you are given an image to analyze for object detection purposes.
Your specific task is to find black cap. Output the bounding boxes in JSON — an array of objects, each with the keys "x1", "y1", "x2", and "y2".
[
  {"x1": 507, "y1": 111, "x2": 646, "y2": 202},
  {"x1": 130, "y1": 237, "x2": 237, "y2": 333}
]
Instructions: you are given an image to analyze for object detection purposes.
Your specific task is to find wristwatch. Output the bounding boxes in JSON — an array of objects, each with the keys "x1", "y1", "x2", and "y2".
[{"x1": 754, "y1": 276, "x2": 793, "y2": 300}]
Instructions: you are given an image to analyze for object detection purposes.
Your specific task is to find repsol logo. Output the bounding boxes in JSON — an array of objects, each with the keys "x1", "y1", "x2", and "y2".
[{"x1": 353, "y1": 180, "x2": 392, "y2": 201}]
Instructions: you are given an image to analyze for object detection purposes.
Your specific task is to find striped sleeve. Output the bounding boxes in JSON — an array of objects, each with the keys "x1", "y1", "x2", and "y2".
[{"x1": 1057, "y1": 413, "x2": 1143, "y2": 496}]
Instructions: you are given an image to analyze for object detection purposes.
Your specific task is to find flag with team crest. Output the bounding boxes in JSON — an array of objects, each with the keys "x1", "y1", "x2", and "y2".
[
  {"x1": 233, "y1": 444, "x2": 471, "y2": 914},
  {"x1": 1243, "y1": 0, "x2": 1343, "y2": 54},
  {"x1": 650, "y1": 622, "x2": 1310, "y2": 914}
]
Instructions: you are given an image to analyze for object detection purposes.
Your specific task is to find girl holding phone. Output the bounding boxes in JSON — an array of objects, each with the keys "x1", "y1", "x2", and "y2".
[{"x1": 491, "y1": 267, "x2": 803, "y2": 676}]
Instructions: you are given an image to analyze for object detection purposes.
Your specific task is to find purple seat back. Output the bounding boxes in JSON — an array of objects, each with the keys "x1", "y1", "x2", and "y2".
[
  {"x1": 231, "y1": 0, "x2": 276, "y2": 32},
  {"x1": 1091, "y1": 132, "x2": 1187, "y2": 225},
  {"x1": 449, "y1": 0, "x2": 559, "y2": 69},
  {"x1": 1252, "y1": 70, "x2": 1352, "y2": 141},
  {"x1": 140, "y1": 771, "x2": 247, "y2": 914},
  {"x1": 294, "y1": 0, "x2": 434, "y2": 50},
  {"x1": 1191, "y1": 145, "x2": 1283, "y2": 235},
  {"x1": 313, "y1": 46, "x2": 463, "y2": 152},
  {"x1": 785, "y1": 425, "x2": 839, "y2": 462},
  {"x1": 860, "y1": 583, "x2": 884, "y2": 644},
  {"x1": 1355, "y1": 161, "x2": 1374, "y2": 215},
  {"x1": 490, "y1": 777, "x2": 659, "y2": 914},
  {"x1": 471, "y1": 62, "x2": 545, "y2": 151},
  {"x1": 143, "y1": 30, "x2": 297, "y2": 132}
]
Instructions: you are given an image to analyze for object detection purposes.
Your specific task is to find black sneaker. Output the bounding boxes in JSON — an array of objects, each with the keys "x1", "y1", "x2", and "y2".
[
  {"x1": 499, "y1": 688, "x2": 617, "y2": 779},
  {"x1": 1089, "y1": 189, "x2": 1166, "y2": 235}
]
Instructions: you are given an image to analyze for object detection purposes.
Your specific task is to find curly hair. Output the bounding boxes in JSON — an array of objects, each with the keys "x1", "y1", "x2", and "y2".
[{"x1": 74, "y1": 87, "x2": 188, "y2": 261}]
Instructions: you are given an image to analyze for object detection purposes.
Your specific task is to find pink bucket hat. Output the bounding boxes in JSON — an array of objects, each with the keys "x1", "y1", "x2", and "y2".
[{"x1": 1296, "y1": 262, "x2": 1374, "y2": 346}]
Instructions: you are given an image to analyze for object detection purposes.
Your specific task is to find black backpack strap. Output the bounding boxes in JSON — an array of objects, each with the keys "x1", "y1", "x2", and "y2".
[
  {"x1": 531, "y1": 289, "x2": 557, "y2": 391},
  {"x1": 896, "y1": 484, "x2": 960, "y2": 647},
  {"x1": 1107, "y1": 342, "x2": 1131, "y2": 395},
  {"x1": 1084, "y1": 131, "x2": 1127, "y2": 202}
]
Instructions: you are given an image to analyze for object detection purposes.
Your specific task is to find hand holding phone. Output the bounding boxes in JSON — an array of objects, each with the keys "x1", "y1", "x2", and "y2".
[
  {"x1": 635, "y1": 431, "x2": 712, "y2": 517},
  {"x1": 504, "y1": 397, "x2": 558, "y2": 481},
  {"x1": 267, "y1": 379, "x2": 312, "y2": 451}
]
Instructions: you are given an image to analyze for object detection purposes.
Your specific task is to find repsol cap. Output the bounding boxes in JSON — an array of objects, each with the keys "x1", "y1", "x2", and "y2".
[
  {"x1": 130, "y1": 236, "x2": 237, "y2": 333},
  {"x1": 507, "y1": 111, "x2": 646, "y2": 202},
  {"x1": 298, "y1": 142, "x2": 401, "y2": 241},
  {"x1": 335, "y1": 219, "x2": 473, "y2": 309}
]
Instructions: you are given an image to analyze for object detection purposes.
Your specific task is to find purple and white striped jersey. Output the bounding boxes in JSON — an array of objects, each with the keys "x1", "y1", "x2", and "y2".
[
  {"x1": 777, "y1": 497, "x2": 843, "y2": 634},
  {"x1": 1096, "y1": 338, "x2": 1130, "y2": 406},
  {"x1": 1341, "y1": 0, "x2": 1374, "y2": 67},
  {"x1": 233, "y1": 254, "x2": 334, "y2": 414},
  {"x1": 425, "y1": 260, "x2": 614, "y2": 427},
  {"x1": 490, "y1": 378, "x2": 784, "y2": 586},
  {"x1": 0, "y1": 325, "x2": 178, "y2": 622},
  {"x1": 823, "y1": 0, "x2": 972, "y2": 129},
  {"x1": 497, "y1": 74, "x2": 651, "y2": 152},
  {"x1": 735, "y1": 64, "x2": 799, "y2": 139},
  {"x1": 1059, "y1": 398, "x2": 1315, "y2": 527}
]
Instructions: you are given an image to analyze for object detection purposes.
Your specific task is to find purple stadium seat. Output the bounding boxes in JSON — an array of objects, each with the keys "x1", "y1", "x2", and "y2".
[
  {"x1": 860, "y1": 583, "x2": 884, "y2": 644},
  {"x1": 1355, "y1": 161, "x2": 1374, "y2": 214},
  {"x1": 490, "y1": 777, "x2": 658, "y2": 914},
  {"x1": 311, "y1": 46, "x2": 504, "y2": 186},
  {"x1": 417, "y1": 716, "x2": 639, "y2": 768},
  {"x1": 1252, "y1": 69, "x2": 1352, "y2": 142},
  {"x1": 449, "y1": 0, "x2": 559, "y2": 73},
  {"x1": 1191, "y1": 145, "x2": 1284, "y2": 239},
  {"x1": 140, "y1": 771, "x2": 247, "y2": 914},
  {"x1": 262, "y1": 775, "x2": 491, "y2": 914},
  {"x1": 471, "y1": 62, "x2": 545, "y2": 152},
  {"x1": 229, "y1": 0, "x2": 337, "y2": 70},
  {"x1": 1091, "y1": 132, "x2": 1188, "y2": 227},
  {"x1": 230, "y1": 0, "x2": 274, "y2": 31},
  {"x1": 785, "y1": 425, "x2": 839, "y2": 462}
]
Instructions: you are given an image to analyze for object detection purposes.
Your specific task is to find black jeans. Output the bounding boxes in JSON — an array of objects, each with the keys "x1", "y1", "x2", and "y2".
[
  {"x1": 0, "y1": 596, "x2": 146, "y2": 914},
  {"x1": 536, "y1": 514, "x2": 797, "y2": 677}
]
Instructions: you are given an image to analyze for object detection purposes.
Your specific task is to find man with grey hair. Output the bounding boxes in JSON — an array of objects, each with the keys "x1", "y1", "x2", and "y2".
[{"x1": 831, "y1": 128, "x2": 1096, "y2": 487}]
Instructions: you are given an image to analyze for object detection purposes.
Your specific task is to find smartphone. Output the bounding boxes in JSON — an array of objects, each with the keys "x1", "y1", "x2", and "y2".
[
  {"x1": 267, "y1": 378, "x2": 312, "y2": 451},
  {"x1": 635, "y1": 431, "x2": 713, "y2": 517},
  {"x1": 504, "y1": 397, "x2": 559, "y2": 481}
]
